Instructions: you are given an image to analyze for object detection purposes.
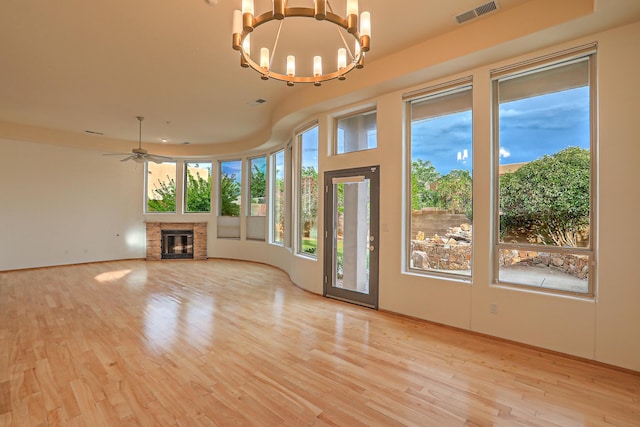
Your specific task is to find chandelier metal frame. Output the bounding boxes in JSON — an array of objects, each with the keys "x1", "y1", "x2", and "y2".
[{"x1": 232, "y1": 0, "x2": 370, "y2": 86}]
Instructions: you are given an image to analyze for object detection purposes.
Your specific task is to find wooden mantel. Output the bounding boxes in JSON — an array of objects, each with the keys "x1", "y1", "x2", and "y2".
[{"x1": 145, "y1": 222, "x2": 207, "y2": 261}]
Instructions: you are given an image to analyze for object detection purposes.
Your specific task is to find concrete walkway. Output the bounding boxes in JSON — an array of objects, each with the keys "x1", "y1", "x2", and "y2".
[{"x1": 499, "y1": 264, "x2": 588, "y2": 293}]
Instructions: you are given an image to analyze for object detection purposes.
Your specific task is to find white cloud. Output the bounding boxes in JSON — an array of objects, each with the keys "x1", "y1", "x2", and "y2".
[
  {"x1": 499, "y1": 108, "x2": 522, "y2": 118},
  {"x1": 499, "y1": 147, "x2": 511, "y2": 158}
]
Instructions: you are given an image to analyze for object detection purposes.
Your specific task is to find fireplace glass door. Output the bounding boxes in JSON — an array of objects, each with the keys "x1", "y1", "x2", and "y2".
[{"x1": 161, "y1": 230, "x2": 194, "y2": 259}]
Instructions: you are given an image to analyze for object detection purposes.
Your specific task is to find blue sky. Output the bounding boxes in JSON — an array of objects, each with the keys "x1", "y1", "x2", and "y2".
[
  {"x1": 274, "y1": 150, "x2": 285, "y2": 178},
  {"x1": 250, "y1": 156, "x2": 266, "y2": 174},
  {"x1": 412, "y1": 111, "x2": 473, "y2": 174},
  {"x1": 220, "y1": 159, "x2": 242, "y2": 182},
  {"x1": 411, "y1": 87, "x2": 590, "y2": 174},
  {"x1": 301, "y1": 126, "x2": 319, "y2": 169},
  {"x1": 186, "y1": 162, "x2": 212, "y2": 172}
]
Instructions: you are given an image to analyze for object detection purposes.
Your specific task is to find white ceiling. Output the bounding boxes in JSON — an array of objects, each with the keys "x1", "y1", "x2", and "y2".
[{"x1": 0, "y1": 0, "x2": 639, "y2": 153}]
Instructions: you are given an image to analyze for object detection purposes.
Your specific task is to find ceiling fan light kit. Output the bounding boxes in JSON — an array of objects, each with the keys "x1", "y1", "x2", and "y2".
[{"x1": 232, "y1": 0, "x2": 371, "y2": 86}]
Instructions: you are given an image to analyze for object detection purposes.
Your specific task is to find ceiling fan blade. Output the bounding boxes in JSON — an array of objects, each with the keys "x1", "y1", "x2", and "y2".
[
  {"x1": 146, "y1": 154, "x2": 173, "y2": 164},
  {"x1": 120, "y1": 155, "x2": 135, "y2": 162}
]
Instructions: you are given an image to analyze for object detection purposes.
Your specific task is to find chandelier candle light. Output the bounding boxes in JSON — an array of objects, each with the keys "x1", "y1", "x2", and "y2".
[{"x1": 232, "y1": 0, "x2": 371, "y2": 86}]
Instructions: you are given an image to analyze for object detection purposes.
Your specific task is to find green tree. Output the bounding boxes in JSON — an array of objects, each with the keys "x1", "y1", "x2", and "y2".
[
  {"x1": 300, "y1": 166, "x2": 318, "y2": 231},
  {"x1": 301, "y1": 166, "x2": 319, "y2": 253},
  {"x1": 274, "y1": 173, "x2": 285, "y2": 241},
  {"x1": 220, "y1": 172, "x2": 241, "y2": 216},
  {"x1": 250, "y1": 164, "x2": 266, "y2": 202},
  {"x1": 499, "y1": 146, "x2": 590, "y2": 246},
  {"x1": 411, "y1": 159, "x2": 440, "y2": 210},
  {"x1": 147, "y1": 176, "x2": 176, "y2": 212},
  {"x1": 185, "y1": 171, "x2": 211, "y2": 212},
  {"x1": 436, "y1": 169, "x2": 472, "y2": 219}
]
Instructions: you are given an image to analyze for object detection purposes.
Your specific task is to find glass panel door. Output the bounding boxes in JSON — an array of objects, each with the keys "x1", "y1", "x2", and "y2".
[{"x1": 324, "y1": 166, "x2": 379, "y2": 309}]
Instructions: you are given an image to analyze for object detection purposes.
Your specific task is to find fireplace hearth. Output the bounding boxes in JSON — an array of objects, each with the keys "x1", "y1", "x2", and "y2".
[{"x1": 161, "y1": 230, "x2": 194, "y2": 259}]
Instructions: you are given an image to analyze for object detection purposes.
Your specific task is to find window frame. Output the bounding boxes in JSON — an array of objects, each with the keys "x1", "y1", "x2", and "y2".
[
  {"x1": 491, "y1": 44, "x2": 598, "y2": 297},
  {"x1": 145, "y1": 161, "x2": 178, "y2": 214},
  {"x1": 217, "y1": 159, "x2": 243, "y2": 239},
  {"x1": 404, "y1": 79, "x2": 474, "y2": 281},
  {"x1": 270, "y1": 149, "x2": 286, "y2": 246},
  {"x1": 246, "y1": 155, "x2": 268, "y2": 241},
  {"x1": 296, "y1": 123, "x2": 319, "y2": 259},
  {"x1": 218, "y1": 159, "x2": 243, "y2": 217},
  {"x1": 183, "y1": 161, "x2": 212, "y2": 214},
  {"x1": 247, "y1": 155, "x2": 267, "y2": 217}
]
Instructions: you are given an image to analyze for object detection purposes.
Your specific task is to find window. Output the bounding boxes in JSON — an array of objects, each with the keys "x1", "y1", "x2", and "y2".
[
  {"x1": 218, "y1": 160, "x2": 242, "y2": 239},
  {"x1": 298, "y1": 125, "x2": 319, "y2": 257},
  {"x1": 247, "y1": 156, "x2": 267, "y2": 241},
  {"x1": 271, "y1": 150, "x2": 285, "y2": 245},
  {"x1": 184, "y1": 162, "x2": 212, "y2": 213},
  {"x1": 146, "y1": 162, "x2": 177, "y2": 213},
  {"x1": 493, "y1": 47, "x2": 596, "y2": 295},
  {"x1": 336, "y1": 109, "x2": 377, "y2": 154},
  {"x1": 407, "y1": 83, "x2": 473, "y2": 278}
]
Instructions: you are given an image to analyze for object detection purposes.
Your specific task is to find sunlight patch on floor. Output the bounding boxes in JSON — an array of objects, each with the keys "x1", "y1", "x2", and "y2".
[{"x1": 94, "y1": 269, "x2": 132, "y2": 283}]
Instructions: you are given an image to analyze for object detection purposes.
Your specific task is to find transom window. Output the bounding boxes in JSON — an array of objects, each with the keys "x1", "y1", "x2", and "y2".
[{"x1": 335, "y1": 109, "x2": 377, "y2": 154}]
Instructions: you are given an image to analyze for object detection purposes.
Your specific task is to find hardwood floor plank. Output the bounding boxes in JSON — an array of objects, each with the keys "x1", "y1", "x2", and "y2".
[
  {"x1": 1, "y1": 259, "x2": 639, "y2": 426},
  {"x1": 94, "y1": 397, "x2": 124, "y2": 427},
  {"x1": 116, "y1": 377, "x2": 158, "y2": 426},
  {"x1": 47, "y1": 407, "x2": 69, "y2": 427},
  {"x1": 232, "y1": 389, "x2": 287, "y2": 426},
  {"x1": 69, "y1": 378, "x2": 107, "y2": 427},
  {"x1": 103, "y1": 381, "x2": 135, "y2": 421},
  {"x1": 145, "y1": 399, "x2": 179, "y2": 427},
  {"x1": 33, "y1": 358, "x2": 62, "y2": 412},
  {"x1": 57, "y1": 384, "x2": 81, "y2": 421},
  {"x1": 0, "y1": 380, "x2": 10, "y2": 416}
]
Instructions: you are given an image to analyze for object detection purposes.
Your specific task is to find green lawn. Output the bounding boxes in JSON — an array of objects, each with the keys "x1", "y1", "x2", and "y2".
[{"x1": 302, "y1": 238, "x2": 317, "y2": 254}]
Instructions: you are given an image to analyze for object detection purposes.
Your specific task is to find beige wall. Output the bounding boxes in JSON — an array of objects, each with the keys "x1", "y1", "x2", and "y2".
[
  {"x1": 1, "y1": 21, "x2": 639, "y2": 371},
  {"x1": 591, "y1": 21, "x2": 640, "y2": 370},
  {"x1": 0, "y1": 140, "x2": 146, "y2": 269}
]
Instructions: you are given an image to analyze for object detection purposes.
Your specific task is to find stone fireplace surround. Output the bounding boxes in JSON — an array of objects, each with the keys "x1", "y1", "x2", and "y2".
[{"x1": 145, "y1": 222, "x2": 207, "y2": 261}]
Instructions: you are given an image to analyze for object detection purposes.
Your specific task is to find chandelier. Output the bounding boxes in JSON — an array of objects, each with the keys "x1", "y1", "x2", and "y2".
[{"x1": 232, "y1": 0, "x2": 371, "y2": 86}]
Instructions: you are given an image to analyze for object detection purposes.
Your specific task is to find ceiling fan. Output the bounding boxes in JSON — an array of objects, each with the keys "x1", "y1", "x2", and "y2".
[{"x1": 106, "y1": 116, "x2": 173, "y2": 164}]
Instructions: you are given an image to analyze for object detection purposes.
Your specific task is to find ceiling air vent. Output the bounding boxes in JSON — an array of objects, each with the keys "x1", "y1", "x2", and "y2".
[{"x1": 455, "y1": 1, "x2": 499, "y2": 24}]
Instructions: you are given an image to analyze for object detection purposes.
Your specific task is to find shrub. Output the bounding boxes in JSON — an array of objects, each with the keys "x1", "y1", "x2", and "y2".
[{"x1": 499, "y1": 146, "x2": 590, "y2": 247}]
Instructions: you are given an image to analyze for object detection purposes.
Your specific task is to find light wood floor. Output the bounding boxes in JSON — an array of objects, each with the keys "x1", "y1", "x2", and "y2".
[{"x1": 1, "y1": 260, "x2": 639, "y2": 426}]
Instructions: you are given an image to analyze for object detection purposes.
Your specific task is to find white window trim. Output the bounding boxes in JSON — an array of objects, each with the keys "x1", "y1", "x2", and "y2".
[
  {"x1": 403, "y1": 79, "x2": 474, "y2": 282},
  {"x1": 490, "y1": 46, "x2": 598, "y2": 298},
  {"x1": 295, "y1": 123, "x2": 320, "y2": 260}
]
